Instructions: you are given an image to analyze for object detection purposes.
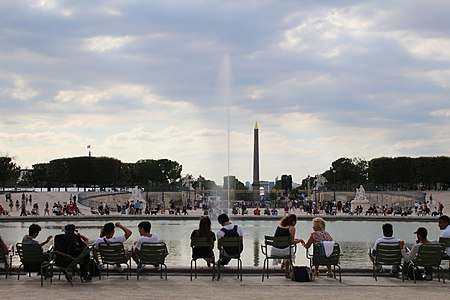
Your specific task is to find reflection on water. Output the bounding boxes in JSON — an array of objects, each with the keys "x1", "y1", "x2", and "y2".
[{"x1": 0, "y1": 219, "x2": 442, "y2": 268}]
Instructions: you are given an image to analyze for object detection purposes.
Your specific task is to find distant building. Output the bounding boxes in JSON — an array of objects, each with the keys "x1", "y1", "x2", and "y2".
[
  {"x1": 245, "y1": 181, "x2": 251, "y2": 190},
  {"x1": 223, "y1": 175, "x2": 236, "y2": 190},
  {"x1": 268, "y1": 181, "x2": 275, "y2": 192}
]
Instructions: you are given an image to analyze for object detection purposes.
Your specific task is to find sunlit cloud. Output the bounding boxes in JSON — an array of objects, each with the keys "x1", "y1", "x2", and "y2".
[{"x1": 84, "y1": 35, "x2": 135, "y2": 52}]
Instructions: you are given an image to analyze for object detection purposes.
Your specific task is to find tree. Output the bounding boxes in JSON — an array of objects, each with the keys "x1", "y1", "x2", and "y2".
[
  {"x1": 0, "y1": 156, "x2": 21, "y2": 190},
  {"x1": 281, "y1": 174, "x2": 292, "y2": 192},
  {"x1": 30, "y1": 163, "x2": 50, "y2": 190}
]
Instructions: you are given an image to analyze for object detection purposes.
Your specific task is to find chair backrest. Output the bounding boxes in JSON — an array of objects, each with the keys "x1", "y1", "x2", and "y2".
[
  {"x1": 264, "y1": 235, "x2": 292, "y2": 248},
  {"x1": 16, "y1": 243, "x2": 46, "y2": 265},
  {"x1": 219, "y1": 237, "x2": 242, "y2": 257},
  {"x1": 312, "y1": 242, "x2": 340, "y2": 266},
  {"x1": 374, "y1": 243, "x2": 402, "y2": 266},
  {"x1": 97, "y1": 242, "x2": 127, "y2": 265},
  {"x1": 191, "y1": 236, "x2": 214, "y2": 248},
  {"x1": 0, "y1": 246, "x2": 6, "y2": 264},
  {"x1": 415, "y1": 243, "x2": 444, "y2": 266},
  {"x1": 139, "y1": 242, "x2": 168, "y2": 265},
  {"x1": 439, "y1": 237, "x2": 450, "y2": 254}
]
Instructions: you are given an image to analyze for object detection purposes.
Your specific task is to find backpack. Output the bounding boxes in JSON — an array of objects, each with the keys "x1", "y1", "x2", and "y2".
[
  {"x1": 291, "y1": 266, "x2": 311, "y2": 282},
  {"x1": 220, "y1": 225, "x2": 243, "y2": 256},
  {"x1": 407, "y1": 264, "x2": 424, "y2": 281}
]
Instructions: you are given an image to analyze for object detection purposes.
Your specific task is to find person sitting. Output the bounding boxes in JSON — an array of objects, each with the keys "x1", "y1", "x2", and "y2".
[
  {"x1": 271, "y1": 214, "x2": 302, "y2": 278},
  {"x1": 271, "y1": 208, "x2": 279, "y2": 216},
  {"x1": 368, "y1": 223, "x2": 403, "y2": 275},
  {"x1": 264, "y1": 207, "x2": 270, "y2": 215},
  {"x1": 132, "y1": 221, "x2": 159, "y2": 269},
  {"x1": 54, "y1": 224, "x2": 91, "y2": 281},
  {"x1": 21, "y1": 224, "x2": 53, "y2": 273},
  {"x1": 438, "y1": 215, "x2": 450, "y2": 259},
  {"x1": 94, "y1": 222, "x2": 132, "y2": 271},
  {"x1": 299, "y1": 217, "x2": 334, "y2": 277},
  {"x1": 0, "y1": 234, "x2": 11, "y2": 268},
  {"x1": 190, "y1": 216, "x2": 216, "y2": 267},
  {"x1": 216, "y1": 214, "x2": 244, "y2": 266},
  {"x1": 399, "y1": 227, "x2": 437, "y2": 280},
  {"x1": 253, "y1": 207, "x2": 261, "y2": 215}
]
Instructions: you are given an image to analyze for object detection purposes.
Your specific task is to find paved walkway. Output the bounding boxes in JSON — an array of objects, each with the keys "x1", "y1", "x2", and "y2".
[
  {"x1": 1, "y1": 273, "x2": 448, "y2": 300},
  {"x1": 2, "y1": 191, "x2": 449, "y2": 218}
]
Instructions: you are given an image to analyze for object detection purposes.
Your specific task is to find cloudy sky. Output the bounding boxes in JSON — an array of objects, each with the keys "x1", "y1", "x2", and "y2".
[{"x1": 1, "y1": 0, "x2": 450, "y2": 185}]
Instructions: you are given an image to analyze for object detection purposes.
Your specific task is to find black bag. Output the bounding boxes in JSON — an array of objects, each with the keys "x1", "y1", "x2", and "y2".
[
  {"x1": 89, "y1": 259, "x2": 100, "y2": 277},
  {"x1": 291, "y1": 266, "x2": 311, "y2": 282},
  {"x1": 407, "y1": 264, "x2": 423, "y2": 280},
  {"x1": 220, "y1": 225, "x2": 243, "y2": 256}
]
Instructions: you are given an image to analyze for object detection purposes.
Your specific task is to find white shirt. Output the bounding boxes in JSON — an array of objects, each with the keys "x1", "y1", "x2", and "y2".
[
  {"x1": 441, "y1": 224, "x2": 450, "y2": 256},
  {"x1": 216, "y1": 223, "x2": 244, "y2": 239},
  {"x1": 95, "y1": 235, "x2": 127, "y2": 249},
  {"x1": 401, "y1": 241, "x2": 438, "y2": 262},
  {"x1": 373, "y1": 236, "x2": 401, "y2": 249},
  {"x1": 134, "y1": 234, "x2": 160, "y2": 251}
]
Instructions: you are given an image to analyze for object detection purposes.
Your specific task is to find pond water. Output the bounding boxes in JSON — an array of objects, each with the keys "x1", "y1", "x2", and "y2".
[{"x1": 0, "y1": 219, "x2": 443, "y2": 268}]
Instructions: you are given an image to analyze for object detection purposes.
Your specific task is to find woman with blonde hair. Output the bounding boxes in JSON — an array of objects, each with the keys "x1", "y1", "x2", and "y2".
[
  {"x1": 271, "y1": 214, "x2": 302, "y2": 278},
  {"x1": 300, "y1": 217, "x2": 334, "y2": 277}
]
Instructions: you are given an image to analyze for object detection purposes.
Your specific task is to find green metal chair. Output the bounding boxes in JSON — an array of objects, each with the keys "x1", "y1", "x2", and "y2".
[
  {"x1": 410, "y1": 243, "x2": 445, "y2": 283},
  {"x1": 47, "y1": 246, "x2": 92, "y2": 286},
  {"x1": 0, "y1": 243, "x2": 13, "y2": 278},
  {"x1": 439, "y1": 237, "x2": 450, "y2": 280},
  {"x1": 97, "y1": 242, "x2": 131, "y2": 280},
  {"x1": 371, "y1": 242, "x2": 403, "y2": 281},
  {"x1": 307, "y1": 242, "x2": 342, "y2": 281},
  {"x1": 16, "y1": 243, "x2": 51, "y2": 283},
  {"x1": 136, "y1": 242, "x2": 169, "y2": 280},
  {"x1": 190, "y1": 236, "x2": 215, "y2": 281},
  {"x1": 261, "y1": 235, "x2": 295, "y2": 281},
  {"x1": 217, "y1": 237, "x2": 243, "y2": 281}
]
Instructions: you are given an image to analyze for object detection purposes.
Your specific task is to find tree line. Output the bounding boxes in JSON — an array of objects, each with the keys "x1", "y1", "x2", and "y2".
[
  {"x1": 1, "y1": 156, "x2": 184, "y2": 191},
  {"x1": 1, "y1": 155, "x2": 450, "y2": 192}
]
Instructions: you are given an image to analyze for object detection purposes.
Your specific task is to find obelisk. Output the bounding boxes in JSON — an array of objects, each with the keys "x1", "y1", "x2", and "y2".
[{"x1": 252, "y1": 121, "x2": 260, "y2": 201}]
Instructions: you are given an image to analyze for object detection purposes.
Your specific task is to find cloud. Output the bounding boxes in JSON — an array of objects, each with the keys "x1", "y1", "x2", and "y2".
[
  {"x1": 2, "y1": 1, "x2": 450, "y2": 184},
  {"x1": 84, "y1": 35, "x2": 135, "y2": 52}
]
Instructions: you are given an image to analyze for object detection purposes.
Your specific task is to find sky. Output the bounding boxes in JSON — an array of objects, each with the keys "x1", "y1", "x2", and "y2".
[{"x1": 1, "y1": 0, "x2": 450, "y2": 186}]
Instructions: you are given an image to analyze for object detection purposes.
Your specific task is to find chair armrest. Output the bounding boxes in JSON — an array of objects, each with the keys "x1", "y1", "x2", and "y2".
[
  {"x1": 7, "y1": 244, "x2": 14, "y2": 256},
  {"x1": 261, "y1": 244, "x2": 267, "y2": 256}
]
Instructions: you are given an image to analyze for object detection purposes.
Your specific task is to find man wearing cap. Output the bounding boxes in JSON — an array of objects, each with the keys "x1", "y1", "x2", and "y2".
[
  {"x1": 54, "y1": 224, "x2": 91, "y2": 281},
  {"x1": 399, "y1": 227, "x2": 437, "y2": 280}
]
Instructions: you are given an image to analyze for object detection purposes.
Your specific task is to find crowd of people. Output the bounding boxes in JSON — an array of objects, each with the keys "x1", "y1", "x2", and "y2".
[{"x1": 1, "y1": 213, "x2": 447, "y2": 283}]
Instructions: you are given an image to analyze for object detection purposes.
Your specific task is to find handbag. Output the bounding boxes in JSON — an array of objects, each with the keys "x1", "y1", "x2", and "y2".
[{"x1": 291, "y1": 266, "x2": 311, "y2": 282}]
